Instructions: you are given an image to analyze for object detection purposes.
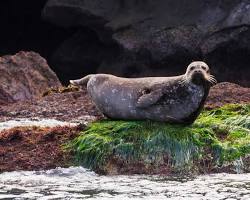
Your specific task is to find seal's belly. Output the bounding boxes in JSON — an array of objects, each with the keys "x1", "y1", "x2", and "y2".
[{"x1": 151, "y1": 85, "x2": 204, "y2": 120}]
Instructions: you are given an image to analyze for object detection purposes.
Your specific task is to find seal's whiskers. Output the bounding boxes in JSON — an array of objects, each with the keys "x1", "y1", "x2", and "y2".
[
  {"x1": 207, "y1": 77, "x2": 217, "y2": 85},
  {"x1": 208, "y1": 75, "x2": 217, "y2": 83}
]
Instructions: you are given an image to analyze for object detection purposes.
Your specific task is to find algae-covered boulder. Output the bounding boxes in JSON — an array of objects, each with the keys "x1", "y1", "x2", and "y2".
[{"x1": 67, "y1": 104, "x2": 250, "y2": 175}]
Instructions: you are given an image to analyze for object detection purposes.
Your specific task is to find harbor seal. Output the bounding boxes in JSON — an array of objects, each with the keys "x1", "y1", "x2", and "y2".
[{"x1": 70, "y1": 61, "x2": 216, "y2": 124}]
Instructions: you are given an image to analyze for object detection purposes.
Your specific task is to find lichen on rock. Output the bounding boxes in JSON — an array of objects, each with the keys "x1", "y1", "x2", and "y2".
[{"x1": 67, "y1": 104, "x2": 250, "y2": 175}]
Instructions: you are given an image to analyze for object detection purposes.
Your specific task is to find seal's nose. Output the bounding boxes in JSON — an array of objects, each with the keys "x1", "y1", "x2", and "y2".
[{"x1": 194, "y1": 70, "x2": 202, "y2": 73}]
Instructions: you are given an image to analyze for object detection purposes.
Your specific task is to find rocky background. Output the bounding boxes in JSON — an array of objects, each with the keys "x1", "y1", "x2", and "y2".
[
  {"x1": 0, "y1": 52, "x2": 61, "y2": 104},
  {"x1": 0, "y1": 0, "x2": 250, "y2": 172},
  {"x1": 0, "y1": 0, "x2": 250, "y2": 86}
]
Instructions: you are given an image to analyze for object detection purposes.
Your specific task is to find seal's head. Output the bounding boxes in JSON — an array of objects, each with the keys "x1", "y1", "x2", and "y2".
[{"x1": 184, "y1": 61, "x2": 217, "y2": 86}]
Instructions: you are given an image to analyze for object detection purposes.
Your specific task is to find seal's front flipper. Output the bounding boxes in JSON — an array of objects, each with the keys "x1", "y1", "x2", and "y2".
[{"x1": 136, "y1": 88, "x2": 163, "y2": 108}]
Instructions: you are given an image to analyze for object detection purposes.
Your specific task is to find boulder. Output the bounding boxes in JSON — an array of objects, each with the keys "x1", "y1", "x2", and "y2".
[
  {"x1": 43, "y1": 0, "x2": 250, "y2": 86},
  {"x1": 68, "y1": 104, "x2": 250, "y2": 174},
  {"x1": 0, "y1": 51, "x2": 61, "y2": 104},
  {"x1": 50, "y1": 29, "x2": 120, "y2": 83}
]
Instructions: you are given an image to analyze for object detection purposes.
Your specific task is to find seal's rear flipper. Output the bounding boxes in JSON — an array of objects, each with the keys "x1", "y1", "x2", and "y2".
[{"x1": 70, "y1": 75, "x2": 93, "y2": 86}]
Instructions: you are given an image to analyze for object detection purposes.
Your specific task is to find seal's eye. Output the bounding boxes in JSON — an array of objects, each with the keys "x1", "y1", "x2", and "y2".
[
  {"x1": 190, "y1": 66, "x2": 195, "y2": 71},
  {"x1": 201, "y1": 66, "x2": 206, "y2": 70}
]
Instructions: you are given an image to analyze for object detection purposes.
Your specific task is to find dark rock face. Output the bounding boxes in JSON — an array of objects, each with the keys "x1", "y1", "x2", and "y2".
[
  {"x1": 0, "y1": 0, "x2": 76, "y2": 67},
  {"x1": 0, "y1": 51, "x2": 61, "y2": 104},
  {"x1": 43, "y1": 0, "x2": 250, "y2": 86},
  {"x1": 51, "y1": 29, "x2": 120, "y2": 82}
]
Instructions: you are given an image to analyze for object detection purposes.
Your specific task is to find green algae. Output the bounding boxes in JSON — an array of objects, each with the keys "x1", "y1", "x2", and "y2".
[{"x1": 67, "y1": 104, "x2": 250, "y2": 173}]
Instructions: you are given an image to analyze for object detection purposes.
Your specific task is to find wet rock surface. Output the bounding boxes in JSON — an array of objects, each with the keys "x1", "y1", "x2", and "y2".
[
  {"x1": 0, "y1": 51, "x2": 61, "y2": 104},
  {"x1": 43, "y1": 0, "x2": 250, "y2": 86},
  {"x1": 0, "y1": 126, "x2": 83, "y2": 173},
  {"x1": 0, "y1": 88, "x2": 100, "y2": 123}
]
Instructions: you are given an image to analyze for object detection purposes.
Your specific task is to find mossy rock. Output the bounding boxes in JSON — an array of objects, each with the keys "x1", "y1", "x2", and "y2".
[{"x1": 66, "y1": 104, "x2": 250, "y2": 174}]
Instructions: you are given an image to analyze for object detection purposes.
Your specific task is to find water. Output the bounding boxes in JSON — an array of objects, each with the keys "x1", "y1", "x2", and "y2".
[
  {"x1": 0, "y1": 167, "x2": 249, "y2": 200},
  {"x1": 0, "y1": 118, "x2": 78, "y2": 131}
]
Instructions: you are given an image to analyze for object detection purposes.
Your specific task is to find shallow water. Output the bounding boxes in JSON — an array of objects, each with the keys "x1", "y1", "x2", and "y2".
[
  {"x1": 0, "y1": 118, "x2": 78, "y2": 131},
  {"x1": 0, "y1": 167, "x2": 249, "y2": 200}
]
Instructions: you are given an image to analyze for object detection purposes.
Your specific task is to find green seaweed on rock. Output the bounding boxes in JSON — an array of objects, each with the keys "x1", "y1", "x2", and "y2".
[{"x1": 67, "y1": 104, "x2": 250, "y2": 173}]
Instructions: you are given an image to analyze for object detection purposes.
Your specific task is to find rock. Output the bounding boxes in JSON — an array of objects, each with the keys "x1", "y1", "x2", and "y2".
[
  {"x1": 0, "y1": 125, "x2": 81, "y2": 172},
  {"x1": 68, "y1": 104, "x2": 250, "y2": 174},
  {"x1": 0, "y1": 51, "x2": 61, "y2": 104},
  {"x1": 43, "y1": 0, "x2": 250, "y2": 86},
  {"x1": 206, "y1": 82, "x2": 250, "y2": 108},
  {"x1": 50, "y1": 29, "x2": 120, "y2": 83}
]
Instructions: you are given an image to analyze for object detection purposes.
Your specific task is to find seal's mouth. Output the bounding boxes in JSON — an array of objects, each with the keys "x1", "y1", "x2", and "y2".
[{"x1": 191, "y1": 71, "x2": 206, "y2": 85}]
